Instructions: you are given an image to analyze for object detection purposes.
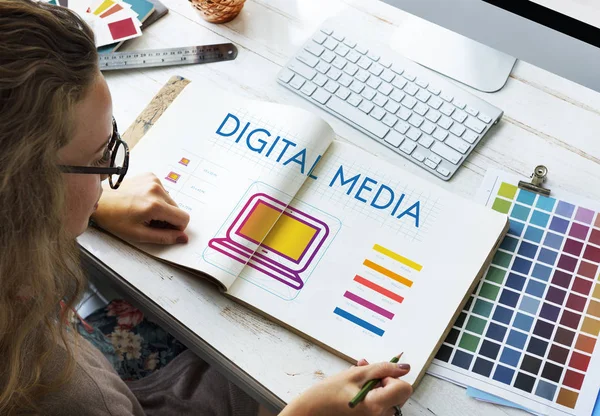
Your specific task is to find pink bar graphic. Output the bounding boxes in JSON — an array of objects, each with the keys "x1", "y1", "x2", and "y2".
[{"x1": 344, "y1": 291, "x2": 394, "y2": 319}]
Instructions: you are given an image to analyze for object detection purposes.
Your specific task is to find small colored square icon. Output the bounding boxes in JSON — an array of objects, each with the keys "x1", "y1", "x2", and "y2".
[
  {"x1": 165, "y1": 172, "x2": 180, "y2": 183},
  {"x1": 179, "y1": 157, "x2": 190, "y2": 166}
]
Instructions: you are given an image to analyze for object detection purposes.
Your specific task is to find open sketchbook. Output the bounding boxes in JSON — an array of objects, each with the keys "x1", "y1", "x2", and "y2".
[{"x1": 125, "y1": 82, "x2": 508, "y2": 385}]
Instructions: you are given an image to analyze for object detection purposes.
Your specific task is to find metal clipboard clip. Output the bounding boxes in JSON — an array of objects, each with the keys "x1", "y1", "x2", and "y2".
[{"x1": 518, "y1": 165, "x2": 551, "y2": 196}]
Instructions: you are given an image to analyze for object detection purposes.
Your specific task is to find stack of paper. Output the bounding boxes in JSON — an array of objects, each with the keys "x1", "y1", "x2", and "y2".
[{"x1": 46, "y1": 0, "x2": 143, "y2": 47}]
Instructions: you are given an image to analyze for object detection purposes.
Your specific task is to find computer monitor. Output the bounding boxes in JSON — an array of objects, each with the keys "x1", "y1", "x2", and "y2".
[{"x1": 382, "y1": 0, "x2": 600, "y2": 93}]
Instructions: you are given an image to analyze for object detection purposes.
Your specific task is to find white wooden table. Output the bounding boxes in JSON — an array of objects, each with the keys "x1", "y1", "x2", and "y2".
[{"x1": 79, "y1": 1, "x2": 600, "y2": 414}]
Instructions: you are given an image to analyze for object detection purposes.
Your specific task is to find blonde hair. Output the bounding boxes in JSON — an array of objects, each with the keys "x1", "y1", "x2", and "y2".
[{"x1": 0, "y1": 1, "x2": 99, "y2": 413}]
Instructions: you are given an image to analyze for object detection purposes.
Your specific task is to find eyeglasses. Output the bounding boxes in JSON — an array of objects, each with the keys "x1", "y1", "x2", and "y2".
[{"x1": 59, "y1": 117, "x2": 129, "y2": 189}]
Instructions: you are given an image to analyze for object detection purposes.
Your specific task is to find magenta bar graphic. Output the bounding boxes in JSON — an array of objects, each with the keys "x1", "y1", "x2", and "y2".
[{"x1": 343, "y1": 291, "x2": 394, "y2": 319}]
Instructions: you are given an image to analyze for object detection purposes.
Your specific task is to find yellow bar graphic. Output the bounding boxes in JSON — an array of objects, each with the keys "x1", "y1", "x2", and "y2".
[
  {"x1": 364, "y1": 260, "x2": 413, "y2": 287},
  {"x1": 373, "y1": 244, "x2": 423, "y2": 271}
]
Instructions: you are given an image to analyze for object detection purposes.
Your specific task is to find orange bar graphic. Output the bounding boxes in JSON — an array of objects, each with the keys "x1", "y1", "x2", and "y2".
[
  {"x1": 363, "y1": 260, "x2": 413, "y2": 287},
  {"x1": 354, "y1": 275, "x2": 404, "y2": 303}
]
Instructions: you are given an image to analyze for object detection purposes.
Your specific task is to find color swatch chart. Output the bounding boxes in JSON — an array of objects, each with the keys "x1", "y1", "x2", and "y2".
[
  {"x1": 333, "y1": 244, "x2": 422, "y2": 337},
  {"x1": 430, "y1": 177, "x2": 600, "y2": 416}
]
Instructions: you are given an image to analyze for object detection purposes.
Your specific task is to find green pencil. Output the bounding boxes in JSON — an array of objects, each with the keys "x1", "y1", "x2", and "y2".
[{"x1": 348, "y1": 353, "x2": 404, "y2": 409}]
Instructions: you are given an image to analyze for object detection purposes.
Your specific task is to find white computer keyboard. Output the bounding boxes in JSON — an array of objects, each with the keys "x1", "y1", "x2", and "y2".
[{"x1": 277, "y1": 22, "x2": 503, "y2": 180}]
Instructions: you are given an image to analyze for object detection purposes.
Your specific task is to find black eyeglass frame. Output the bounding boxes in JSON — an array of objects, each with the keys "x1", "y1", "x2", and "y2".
[{"x1": 59, "y1": 117, "x2": 130, "y2": 189}]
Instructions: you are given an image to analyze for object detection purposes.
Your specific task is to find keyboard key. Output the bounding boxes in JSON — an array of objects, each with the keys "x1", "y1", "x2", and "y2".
[
  {"x1": 316, "y1": 61, "x2": 331, "y2": 74},
  {"x1": 440, "y1": 102, "x2": 455, "y2": 116},
  {"x1": 424, "y1": 159, "x2": 438, "y2": 170},
  {"x1": 373, "y1": 93, "x2": 388, "y2": 107},
  {"x1": 397, "y1": 107, "x2": 411, "y2": 120},
  {"x1": 355, "y1": 69, "x2": 370, "y2": 83},
  {"x1": 392, "y1": 77, "x2": 407, "y2": 90},
  {"x1": 327, "y1": 68, "x2": 342, "y2": 80},
  {"x1": 478, "y1": 113, "x2": 492, "y2": 124},
  {"x1": 414, "y1": 103, "x2": 429, "y2": 116},
  {"x1": 358, "y1": 100, "x2": 374, "y2": 114},
  {"x1": 322, "y1": 50, "x2": 336, "y2": 63},
  {"x1": 361, "y1": 87, "x2": 376, "y2": 100},
  {"x1": 369, "y1": 106, "x2": 385, "y2": 120},
  {"x1": 453, "y1": 99, "x2": 466, "y2": 110},
  {"x1": 346, "y1": 50, "x2": 361, "y2": 63},
  {"x1": 324, "y1": 38, "x2": 339, "y2": 50},
  {"x1": 431, "y1": 141, "x2": 462, "y2": 164},
  {"x1": 390, "y1": 89, "x2": 405, "y2": 103},
  {"x1": 449, "y1": 123, "x2": 466, "y2": 137},
  {"x1": 428, "y1": 96, "x2": 443, "y2": 110},
  {"x1": 311, "y1": 88, "x2": 331, "y2": 104},
  {"x1": 349, "y1": 80, "x2": 365, "y2": 94},
  {"x1": 394, "y1": 120, "x2": 410, "y2": 134},
  {"x1": 347, "y1": 93, "x2": 362, "y2": 107},
  {"x1": 305, "y1": 42, "x2": 325, "y2": 57},
  {"x1": 451, "y1": 110, "x2": 467, "y2": 123},
  {"x1": 367, "y1": 51, "x2": 380, "y2": 61},
  {"x1": 446, "y1": 134, "x2": 470, "y2": 154},
  {"x1": 408, "y1": 114, "x2": 424, "y2": 128},
  {"x1": 326, "y1": 96, "x2": 389, "y2": 138},
  {"x1": 343, "y1": 38, "x2": 357, "y2": 48},
  {"x1": 428, "y1": 154, "x2": 441, "y2": 165},
  {"x1": 382, "y1": 113, "x2": 398, "y2": 127},
  {"x1": 313, "y1": 32, "x2": 327, "y2": 44},
  {"x1": 440, "y1": 92, "x2": 453, "y2": 102},
  {"x1": 399, "y1": 139, "x2": 417, "y2": 155},
  {"x1": 421, "y1": 121, "x2": 436, "y2": 135},
  {"x1": 379, "y1": 58, "x2": 392, "y2": 68},
  {"x1": 320, "y1": 27, "x2": 333, "y2": 35},
  {"x1": 406, "y1": 127, "x2": 422, "y2": 141},
  {"x1": 332, "y1": 32, "x2": 345, "y2": 41},
  {"x1": 289, "y1": 60, "x2": 316, "y2": 80},
  {"x1": 301, "y1": 82, "x2": 317, "y2": 96},
  {"x1": 463, "y1": 130, "x2": 478, "y2": 144},
  {"x1": 428, "y1": 85, "x2": 441, "y2": 95},
  {"x1": 357, "y1": 57, "x2": 372, "y2": 70},
  {"x1": 401, "y1": 96, "x2": 417, "y2": 109},
  {"x1": 384, "y1": 130, "x2": 404, "y2": 147},
  {"x1": 335, "y1": 44, "x2": 350, "y2": 57},
  {"x1": 369, "y1": 64, "x2": 384, "y2": 76},
  {"x1": 336, "y1": 87, "x2": 350, "y2": 100},
  {"x1": 415, "y1": 78, "x2": 428, "y2": 88},
  {"x1": 289, "y1": 75, "x2": 305, "y2": 89},
  {"x1": 438, "y1": 116, "x2": 453, "y2": 130},
  {"x1": 402, "y1": 72, "x2": 416, "y2": 81},
  {"x1": 425, "y1": 110, "x2": 441, "y2": 123},
  {"x1": 465, "y1": 106, "x2": 479, "y2": 117},
  {"x1": 355, "y1": 44, "x2": 368, "y2": 54},
  {"x1": 366, "y1": 77, "x2": 382, "y2": 89},
  {"x1": 403, "y1": 83, "x2": 418, "y2": 96},
  {"x1": 324, "y1": 80, "x2": 339, "y2": 93},
  {"x1": 437, "y1": 166, "x2": 451, "y2": 177},
  {"x1": 412, "y1": 152, "x2": 426, "y2": 162},
  {"x1": 332, "y1": 56, "x2": 347, "y2": 70},
  {"x1": 298, "y1": 52, "x2": 319, "y2": 67},
  {"x1": 464, "y1": 116, "x2": 486, "y2": 133},
  {"x1": 381, "y1": 69, "x2": 395, "y2": 83},
  {"x1": 418, "y1": 135, "x2": 434, "y2": 148},
  {"x1": 378, "y1": 83, "x2": 393, "y2": 96},
  {"x1": 278, "y1": 68, "x2": 294, "y2": 83},
  {"x1": 313, "y1": 73, "x2": 328, "y2": 87},
  {"x1": 338, "y1": 74, "x2": 353, "y2": 87},
  {"x1": 343, "y1": 63, "x2": 358, "y2": 76},
  {"x1": 432, "y1": 128, "x2": 448, "y2": 141},
  {"x1": 416, "y1": 89, "x2": 431, "y2": 103},
  {"x1": 384, "y1": 100, "x2": 400, "y2": 114}
]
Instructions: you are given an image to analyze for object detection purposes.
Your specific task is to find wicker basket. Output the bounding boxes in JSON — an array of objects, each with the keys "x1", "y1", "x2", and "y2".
[{"x1": 189, "y1": 0, "x2": 246, "y2": 24}]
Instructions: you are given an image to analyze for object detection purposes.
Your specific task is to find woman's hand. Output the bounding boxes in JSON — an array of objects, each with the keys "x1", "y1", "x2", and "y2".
[
  {"x1": 281, "y1": 358, "x2": 412, "y2": 416},
  {"x1": 91, "y1": 173, "x2": 190, "y2": 245}
]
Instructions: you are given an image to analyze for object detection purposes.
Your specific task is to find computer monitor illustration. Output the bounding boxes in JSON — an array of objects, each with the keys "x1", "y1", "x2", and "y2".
[{"x1": 208, "y1": 192, "x2": 330, "y2": 290}]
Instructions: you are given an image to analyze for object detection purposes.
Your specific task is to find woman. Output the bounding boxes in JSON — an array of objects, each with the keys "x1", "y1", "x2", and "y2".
[{"x1": 0, "y1": 1, "x2": 413, "y2": 415}]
